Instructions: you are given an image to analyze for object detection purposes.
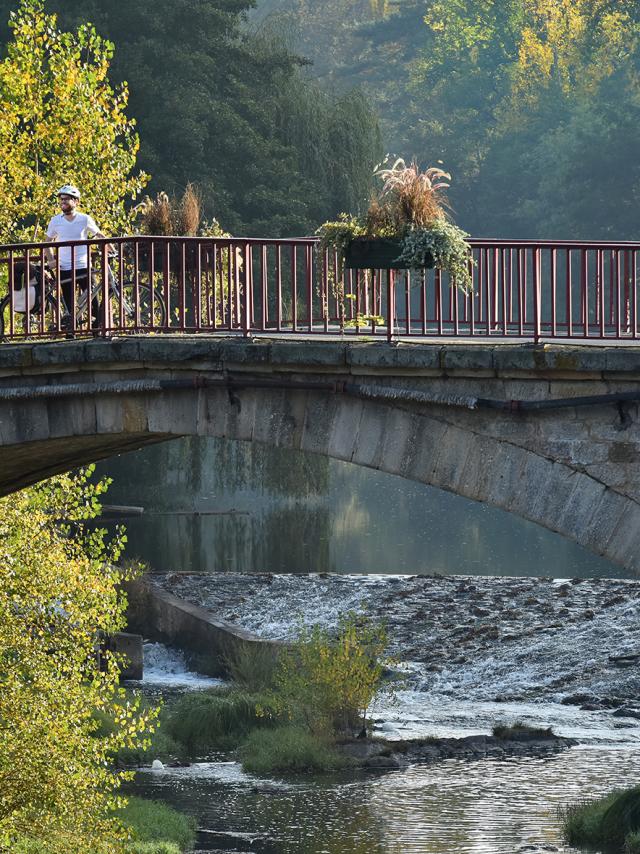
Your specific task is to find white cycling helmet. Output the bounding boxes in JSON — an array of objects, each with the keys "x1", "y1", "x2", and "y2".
[{"x1": 56, "y1": 184, "x2": 81, "y2": 199}]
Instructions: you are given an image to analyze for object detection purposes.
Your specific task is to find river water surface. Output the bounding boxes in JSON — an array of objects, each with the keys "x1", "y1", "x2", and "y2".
[
  {"x1": 133, "y1": 644, "x2": 640, "y2": 854},
  {"x1": 97, "y1": 438, "x2": 640, "y2": 853}
]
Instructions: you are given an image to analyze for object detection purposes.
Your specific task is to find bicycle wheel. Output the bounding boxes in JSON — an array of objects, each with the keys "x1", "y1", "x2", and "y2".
[
  {"x1": 110, "y1": 283, "x2": 167, "y2": 331},
  {"x1": 0, "y1": 293, "x2": 60, "y2": 339}
]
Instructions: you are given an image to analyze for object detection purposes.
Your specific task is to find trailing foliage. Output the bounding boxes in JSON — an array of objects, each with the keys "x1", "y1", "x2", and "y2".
[
  {"x1": 0, "y1": 466, "x2": 158, "y2": 853},
  {"x1": 398, "y1": 219, "x2": 472, "y2": 290},
  {"x1": 317, "y1": 157, "x2": 473, "y2": 290},
  {"x1": 0, "y1": 0, "x2": 146, "y2": 243},
  {"x1": 315, "y1": 213, "x2": 365, "y2": 259}
]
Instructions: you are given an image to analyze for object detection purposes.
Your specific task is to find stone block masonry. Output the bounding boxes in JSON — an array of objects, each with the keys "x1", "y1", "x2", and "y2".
[{"x1": 1, "y1": 337, "x2": 640, "y2": 572}]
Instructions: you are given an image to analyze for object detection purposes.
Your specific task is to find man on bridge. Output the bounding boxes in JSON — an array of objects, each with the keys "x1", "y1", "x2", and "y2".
[{"x1": 45, "y1": 184, "x2": 108, "y2": 332}]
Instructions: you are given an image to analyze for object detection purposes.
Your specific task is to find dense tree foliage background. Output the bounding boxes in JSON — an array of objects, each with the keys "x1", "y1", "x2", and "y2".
[
  {"x1": 0, "y1": 0, "x2": 637, "y2": 239},
  {"x1": 256, "y1": 0, "x2": 640, "y2": 240},
  {"x1": 0, "y1": 0, "x2": 381, "y2": 237}
]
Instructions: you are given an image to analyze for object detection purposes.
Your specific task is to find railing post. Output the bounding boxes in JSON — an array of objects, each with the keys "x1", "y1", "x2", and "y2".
[
  {"x1": 533, "y1": 247, "x2": 542, "y2": 343},
  {"x1": 241, "y1": 242, "x2": 251, "y2": 337},
  {"x1": 386, "y1": 268, "x2": 395, "y2": 342}
]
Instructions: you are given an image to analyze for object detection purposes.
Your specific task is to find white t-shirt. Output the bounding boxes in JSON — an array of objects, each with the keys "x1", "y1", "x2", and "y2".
[{"x1": 46, "y1": 212, "x2": 100, "y2": 270}]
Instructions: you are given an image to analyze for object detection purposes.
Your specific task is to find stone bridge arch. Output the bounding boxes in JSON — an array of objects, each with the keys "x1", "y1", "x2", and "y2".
[{"x1": 1, "y1": 337, "x2": 639, "y2": 573}]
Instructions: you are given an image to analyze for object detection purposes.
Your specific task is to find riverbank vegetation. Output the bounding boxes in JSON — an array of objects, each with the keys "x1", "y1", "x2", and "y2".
[
  {"x1": 0, "y1": 467, "x2": 176, "y2": 852},
  {"x1": 561, "y1": 786, "x2": 640, "y2": 853},
  {"x1": 491, "y1": 722, "x2": 553, "y2": 740},
  {"x1": 142, "y1": 614, "x2": 391, "y2": 775},
  {"x1": 10, "y1": 797, "x2": 195, "y2": 853}
]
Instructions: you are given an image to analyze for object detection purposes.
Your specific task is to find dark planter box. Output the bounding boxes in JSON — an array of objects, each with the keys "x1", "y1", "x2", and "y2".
[{"x1": 344, "y1": 237, "x2": 434, "y2": 270}]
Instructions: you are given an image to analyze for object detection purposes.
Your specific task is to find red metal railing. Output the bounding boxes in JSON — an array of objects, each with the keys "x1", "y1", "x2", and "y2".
[{"x1": 1, "y1": 235, "x2": 639, "y2": 342}]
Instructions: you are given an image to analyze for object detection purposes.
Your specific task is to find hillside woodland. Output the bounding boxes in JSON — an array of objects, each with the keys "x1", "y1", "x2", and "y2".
[
  {"x1": 0, "y1": 0, "x2": 638, "y2": 239},
  {"x1": 0, "y1": 0, "x2": 381, "y2": 236},
  {"x1": 256, "y1": 0, "x2": 640, "y2": 239}
]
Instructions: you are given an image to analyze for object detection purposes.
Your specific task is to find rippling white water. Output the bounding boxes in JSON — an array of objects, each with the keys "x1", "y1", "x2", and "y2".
[
  {"x1": 372, "y1": 691, "x2": 640, "y2": 745},
  {"x1": 127, "y1": 595, "x2": 640, "y2": 853},
  {"x1": 137, "y1": 642, "x2": 223, "y2": 689}
]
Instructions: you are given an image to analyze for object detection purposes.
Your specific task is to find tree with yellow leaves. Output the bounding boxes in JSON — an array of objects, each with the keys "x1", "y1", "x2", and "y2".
[
  {"x1": 267, "y1": 614, "x2": 390, "y2": 736},
  {"x1": 509, "y1": 0, "x2": 639, "y2": 113},
  {"x1": 0, "y1": 0, "x2": 147, "y2": 243},
  {"x1": 0, "y1": 467, "x2": 157, "y2": 853}
]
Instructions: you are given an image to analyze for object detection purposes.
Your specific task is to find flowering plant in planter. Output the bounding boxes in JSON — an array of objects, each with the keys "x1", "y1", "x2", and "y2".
[{"x1": 317, "y1": 158, "x2": 473, "y2": 291}]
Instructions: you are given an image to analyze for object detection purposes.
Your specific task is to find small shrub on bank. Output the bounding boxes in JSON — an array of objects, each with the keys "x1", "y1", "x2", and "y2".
[
  {"x1": 268, "y1": 613, "x2": 390, "y2": 736},
  {"x1": 560, "y1": 786, "x2": 640, "y2": 850},
  {"x1": 240, "y1": 726, "x2": 350, "y2": 775},
  {"x1": 164, "y1": 687, "x2": 279, "y2": 754}
]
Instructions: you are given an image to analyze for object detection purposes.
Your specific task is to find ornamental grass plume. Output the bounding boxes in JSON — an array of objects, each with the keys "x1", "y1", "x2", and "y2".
[
  {"x1": 136, "y1": 184, "x2": 202, "y2": 236},
  {"x1": 177, "y1": 183, "x2": 201, "y2": 236},
  {"x1": 366, "y1": 157, "x2": 451, "y2": 233},
  {"x1": 136, "y1": 191, "x2": 172, "y2": 235}
]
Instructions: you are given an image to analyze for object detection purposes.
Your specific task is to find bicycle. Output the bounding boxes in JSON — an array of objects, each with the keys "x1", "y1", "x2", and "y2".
[{"x1": 0, "y1": 256, "x2": 167, "y2": 339}]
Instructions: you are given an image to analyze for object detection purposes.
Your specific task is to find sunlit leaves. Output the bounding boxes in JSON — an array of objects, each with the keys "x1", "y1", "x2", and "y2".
[
  {"x1": 0, "y1": 467, "x2": 157, "y2": 852},
  {"x1": 0, "y1": 0, "x2": 147, "y2": 244},
  {"x1": 268, "y1": 614, "x2": 391, "y2": 735}
]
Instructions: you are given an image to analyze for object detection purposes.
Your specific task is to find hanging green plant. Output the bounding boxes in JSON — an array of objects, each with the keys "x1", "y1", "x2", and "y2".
[{"x1": 316, "y1": 158, "x2": 474, "y2": 291}]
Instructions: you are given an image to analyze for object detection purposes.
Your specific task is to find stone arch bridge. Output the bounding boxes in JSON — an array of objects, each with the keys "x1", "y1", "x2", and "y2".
[{"x1": 2, "y1": 336, "x2": 640, "y2": 572}]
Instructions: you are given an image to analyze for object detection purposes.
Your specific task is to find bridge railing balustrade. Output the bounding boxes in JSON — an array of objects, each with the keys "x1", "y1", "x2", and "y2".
[{"x1": 0, "y1": 235, "x2": 638, "y2": 342}]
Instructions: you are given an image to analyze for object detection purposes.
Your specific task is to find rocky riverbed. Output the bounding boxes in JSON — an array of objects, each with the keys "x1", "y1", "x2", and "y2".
[{"x1": 150, "y1": 572, "x2": 640, "y2": 723}]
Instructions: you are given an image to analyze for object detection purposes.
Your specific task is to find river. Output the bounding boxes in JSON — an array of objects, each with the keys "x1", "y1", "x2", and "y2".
[
  {"x1": 96, "y1": 437, "x2": 639, "y2": 853},
  {"x1": 132, "y1": 643, "x2": 640, "y2": 853}
]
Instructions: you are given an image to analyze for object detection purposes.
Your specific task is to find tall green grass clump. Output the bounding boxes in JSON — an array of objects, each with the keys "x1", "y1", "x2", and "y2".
[
  {"x1": 163, "y1": 686, "x2": 279, "y2": 754},
  {"x1": 224, "y1": 641, "x2": 279, "y2": 691},
  {"x1": 561, "y1": 785, "x2": 640, "y2": 851},
  {"x1": 240, "y1": 726, "x2": 350, "y2": 775},
  {"x1": 119, "y1": 796, "x2": 197, "y2": 852}
]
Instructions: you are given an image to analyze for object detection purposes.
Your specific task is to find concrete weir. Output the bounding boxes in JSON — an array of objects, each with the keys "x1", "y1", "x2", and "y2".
[{"x1": 125, "y1": 577, "x2": 277, "y2": 677}]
